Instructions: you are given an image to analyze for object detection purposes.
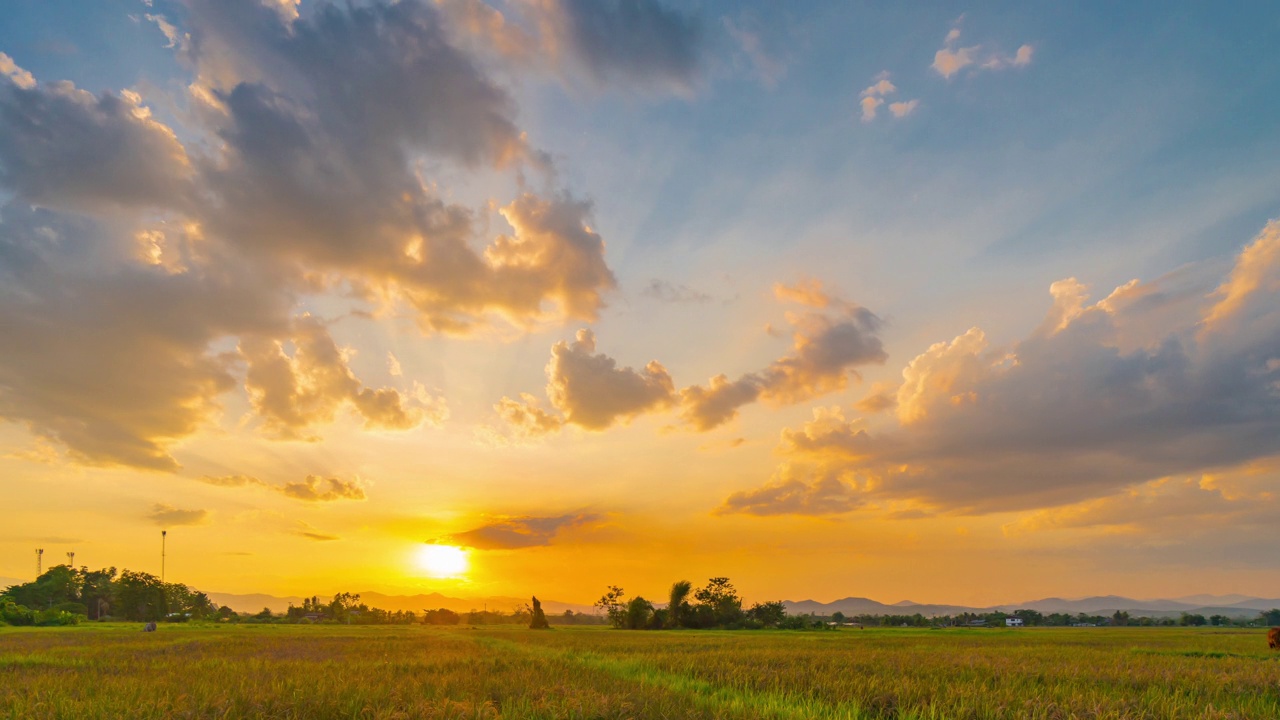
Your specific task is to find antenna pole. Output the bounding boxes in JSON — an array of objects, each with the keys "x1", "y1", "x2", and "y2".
[
  {"x1": 161, "y1": 531, "x2": 167, "y2": 583},
  {"x1": 36, "y1": 548, "x2": 43, "y2": 578},
  {"x1": 67, "y1": 551, "x2": 75, "y2": 568}
]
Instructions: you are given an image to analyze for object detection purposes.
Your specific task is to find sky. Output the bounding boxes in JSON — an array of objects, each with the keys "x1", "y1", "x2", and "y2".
[{"x1": 2, "y1": 0, "x2": 1280, "y2": 608}]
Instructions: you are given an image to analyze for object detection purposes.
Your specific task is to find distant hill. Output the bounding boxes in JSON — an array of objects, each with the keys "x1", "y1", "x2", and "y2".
[{"x1": 782, "y1": 595, "x2": 1280, "y2": 620}]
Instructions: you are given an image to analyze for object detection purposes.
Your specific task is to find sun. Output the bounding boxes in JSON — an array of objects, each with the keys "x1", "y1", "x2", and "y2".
[{"x1": 417, "y1": 544, "x2": 469, "y2": 578}]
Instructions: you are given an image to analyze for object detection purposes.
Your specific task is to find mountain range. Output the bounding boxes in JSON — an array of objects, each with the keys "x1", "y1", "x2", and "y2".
[{"x1": 781, "y1": 594, "x2": 1280, "y2": 619}]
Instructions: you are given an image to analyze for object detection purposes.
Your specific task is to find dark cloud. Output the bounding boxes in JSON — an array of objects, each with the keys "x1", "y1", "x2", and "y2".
[
  {"x1": 0, "y1": 74, "x2": 191, "y2": 211},
  {"x1": 545, "y1": 0, "x2": 702, "y2": 90},
  {"x1": 444, "y1": 513, "x2": 602, "y2": 550}
]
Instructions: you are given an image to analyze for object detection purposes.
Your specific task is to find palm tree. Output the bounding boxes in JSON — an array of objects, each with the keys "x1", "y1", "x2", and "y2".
[{"x1": 667, "y1": 580, "x2": 692, "y2": 628}]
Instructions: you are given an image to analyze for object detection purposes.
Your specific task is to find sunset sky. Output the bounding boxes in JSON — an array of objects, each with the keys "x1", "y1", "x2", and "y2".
[{"x1": 2, "y1": 0, "x2": 1280, "y2": 607}]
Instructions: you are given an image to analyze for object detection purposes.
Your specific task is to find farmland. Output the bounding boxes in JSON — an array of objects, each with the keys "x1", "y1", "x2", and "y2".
[{"x1": 1, "y1": 624, "x2": 1278, "y2": 719}]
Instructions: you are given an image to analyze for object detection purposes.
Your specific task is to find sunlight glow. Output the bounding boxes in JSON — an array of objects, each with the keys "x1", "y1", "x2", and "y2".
[{"x1": 417, "y1": 544, "x2": 469, "y2": 578}]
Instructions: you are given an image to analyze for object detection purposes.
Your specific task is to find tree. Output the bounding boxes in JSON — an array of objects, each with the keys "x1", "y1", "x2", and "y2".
[
  {"x1": 1111, "y1": 611, "x2": 1130, "y2": 627},
  {"x1": 667, "y1": 580, "x2": 692, "y2": 629},
  {"x1": 114, "y1": 570, "x2": 168, "y2": 621},
  {"x1": 747, "y1": 601, "x2": 787, "y2": 628},
  {"x1": 624, "y1": 596, "x2": 653, "y2": 630},
  {"x1": 422, "y1": 608, "x2": 461, "y2": 625},
  {"x1": 694, "y1": 577, "x2": 743, "y2": 627},
  {"x1": 1180, "y1": 613, "x2": 1206, "y2": 627},
  {"x1": 529, "y1": 596, "x2": 550, "y2": 630},
  {"x1": 1260, "y1": 609, "x2": 1280, "y2": 626},
  {"x1": 831, "y1": 611, "x2": 845, "y2": 624},
  {"x1": 595, "y1": 586, "x2": 627, "y2": 629}
]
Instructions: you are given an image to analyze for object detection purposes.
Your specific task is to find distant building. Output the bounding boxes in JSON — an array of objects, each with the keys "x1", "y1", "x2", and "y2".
[{"x1": 1005, "y1": 617, "x2": 1023, "y2": 627}]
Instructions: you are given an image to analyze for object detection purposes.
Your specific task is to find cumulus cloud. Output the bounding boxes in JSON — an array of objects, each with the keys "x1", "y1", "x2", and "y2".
[
  {"x1": 279, "y1": 475, "x2": 367, "y2": 502},
  {"x1": 0, "y1": 0, "x2": 629, "y2": 470},
  {"x1": 493, "y1": 393, "x2": 564, "y2": 439},
  {"x1": 0, "y1": 64, "x2": 192, "y2": 211},
  {"x1": 728, "y1": 221, "x2": 1280, "y2": 515},
  {"x1": 679, "y1": 280, "x2": 887, "y2": 430},
  {"x1": 240, "y1": 316, "x2": 438, "y2": 440},
  {"x1": 146, "y1": 503, "x2": 209, "y2": 526},
  {"x1": 541, "y1": 329, "x2": 676, "y2": 430},
  {"x1": 443, "y1": 513, "x2": 602, "y2": 549},
  {"x1": 0, "y1": 204, "x2": 290, "y2": 470}
]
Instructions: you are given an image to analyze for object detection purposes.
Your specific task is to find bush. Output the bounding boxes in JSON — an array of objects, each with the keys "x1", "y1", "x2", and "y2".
[
  {"x1": 34, "y1": 609, "x2": 81, "y2": 627},
  {"x1": 52, "y1": 602, "x2": 89, "y2": 617},
  {"x1": 1, "y1": 599, "x2": 35, "y2": 626}
]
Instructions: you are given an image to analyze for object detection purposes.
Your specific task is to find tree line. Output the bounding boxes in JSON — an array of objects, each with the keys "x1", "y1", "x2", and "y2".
[
  {"x1": 1, "y1": 565, "x2": 220, "y2": 626},
  {"x1": 594, "y1": 577, "x2": 828, "y2": 630}
]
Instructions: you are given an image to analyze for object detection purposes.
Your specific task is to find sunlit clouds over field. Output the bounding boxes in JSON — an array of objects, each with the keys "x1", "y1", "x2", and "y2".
[{"x1": 2, "y1": 0, "x2": 1280, "y2": 606}]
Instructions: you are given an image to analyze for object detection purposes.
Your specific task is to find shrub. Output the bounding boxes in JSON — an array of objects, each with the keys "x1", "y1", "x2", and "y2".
[{"x1": 34, "y1": 609, "x2": 81, "y2": 627}]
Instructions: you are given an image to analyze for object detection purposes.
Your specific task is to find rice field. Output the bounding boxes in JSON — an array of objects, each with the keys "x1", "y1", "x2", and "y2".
[{"x1": 2, "y1": 624, "x2": 1278, "y2": 719}]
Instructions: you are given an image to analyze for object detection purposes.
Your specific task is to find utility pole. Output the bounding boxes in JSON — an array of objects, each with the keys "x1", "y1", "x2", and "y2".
[
  {"x1": 35, "y1": 548, "x2": 44, "y2": 578},
  {"x1": 161, "y1": 531, "x2": 167, "y2": 583}
]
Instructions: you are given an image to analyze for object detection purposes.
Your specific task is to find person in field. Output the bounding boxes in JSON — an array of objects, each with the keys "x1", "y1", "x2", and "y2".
[{"x1": 1269, "y1": 627, "x2": 1279, "y2": 650}]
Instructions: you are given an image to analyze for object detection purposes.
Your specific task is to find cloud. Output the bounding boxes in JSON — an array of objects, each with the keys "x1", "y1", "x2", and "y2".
[
  {"x1": 718, "y1": 464, "x2": 863, "y2": 517},
  {"x1": 239, "y1": 316, "x2": 435, "y2": 439},
  {"x1": 295, "y1": 521, "x2": 339, "y2": 541},
  {"x1": 279, "y1": 475, "x2": 367, "y2": 502},
  {"x1": 144, "y1": 14, "x2": 188, "y2": 51},
  {"x1": 730, "y1": 221, "x2": 1280, "y2": 515},
  {"x1": 859, "y1": 96, "x2": 883, "y2": 123},
  {"x1": 888, "y1": 100, "x2": 919, "y2": 118},
  {"x1": 387, "y1": 352, "x2": 403, "y2": 377},
  {"x1": 540, "y1": 0, "x2": 703, "y2": 91},
  {"x1": 146, "y1": 503, "x2": 209, "y2": 526},
  {"x1": 931, "y1": 24, "x2": 1032, "y2": 79},
  {"x1": 723, "y1": 14, "x2": 789, "y2": 88},
  {"x1": 543, "y1": 329, "x2": 676, "y2": 430},
  {"x1": 0, "y1": 204, "x2": 290, "y2": 470},
  {"x1": 199, "y1": 473, "x2": 374, "y2": 503},
  {"x1": 855, "y1": 386, "x2": 897, "y2": 414},
  {"x1": 643, "y1": 279, "x2": 712, "y2": 304},
  {"x1": 679, "y1": 280, "x2": 887, "y2": 430},
  {"x1": 0, "y1": 0, "x2": 624, "y2": 470},
  {"x1": 444, "y1": 513, "x2": 602, "y2": 549},
  {"x1": 857, "y1": 73, "x2": 914, "y2": 123},
  {"x1": 198, "y1": 474, "x2": 266, "y2": 488},
  {"x1": 0, "y1": 53, "x2": 35, "y2": 90},
  {"x1": 0, "y1": 65, "x2": 192, "y2": 211},
  {"x1": 493, "y1": 393, "x2": 564, "y2": 440}
]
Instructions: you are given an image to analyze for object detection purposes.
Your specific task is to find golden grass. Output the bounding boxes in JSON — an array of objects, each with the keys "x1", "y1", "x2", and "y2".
[{"x1": 1, "y1": 624, "x2": 1277, "y2": 719}]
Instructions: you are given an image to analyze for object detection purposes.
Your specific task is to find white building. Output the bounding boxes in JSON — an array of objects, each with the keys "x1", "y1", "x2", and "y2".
[{"x1": 1005, "y1": 617, "x2": 1024, "y2": 627}]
